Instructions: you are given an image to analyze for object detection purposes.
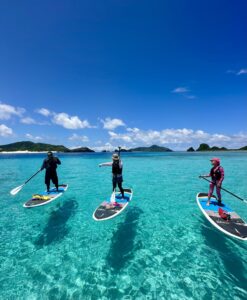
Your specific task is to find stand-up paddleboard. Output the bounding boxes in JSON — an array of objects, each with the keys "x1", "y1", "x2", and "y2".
[
  {"x1": 23, "y1": 184, "x2": 68, "y2": 208},
  {"x1": 93, "y1": 188, "x2": 133, "y2": 221},
  {"x1": 197, "y1": 193, "x2": 247, "y2": 241}
]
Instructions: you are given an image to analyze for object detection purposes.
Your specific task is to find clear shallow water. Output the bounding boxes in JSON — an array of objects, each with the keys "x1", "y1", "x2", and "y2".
[{"x1": 0, "y1": 152, "x2": 247, "y2": 300}]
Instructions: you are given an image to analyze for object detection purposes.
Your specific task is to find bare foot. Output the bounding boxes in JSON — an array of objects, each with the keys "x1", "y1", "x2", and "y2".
[{"x1": 206, "y1": 201, "x2": 210, "y2": 206}]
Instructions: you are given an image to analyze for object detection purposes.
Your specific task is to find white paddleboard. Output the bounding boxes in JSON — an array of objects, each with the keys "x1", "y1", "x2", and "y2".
[
  {"x1": 197, "y1": 192, "x2": 247, "y2": 241},
  {"x1": 93, "y1": 188, "x2": 133, "y2": 221},
  {"x1": 23, "y1": 184, "x2": 68, "y2": 208}
]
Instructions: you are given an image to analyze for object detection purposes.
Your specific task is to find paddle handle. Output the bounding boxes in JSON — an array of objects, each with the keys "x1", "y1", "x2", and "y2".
[
  {"x1": 24, "y1": 169, "x2": 41, "y2": 184},
  {"x1": 200, "y1": 176, "x2": 247, "y2": 203}
]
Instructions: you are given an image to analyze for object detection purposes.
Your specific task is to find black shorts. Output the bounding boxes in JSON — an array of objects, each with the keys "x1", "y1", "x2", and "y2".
[
  {"x1": 112, "y1": 175, "x2": 123, "y2": 184},
  {"x1": 45, "y1": 172, "x2": 58, "y2": 185}
]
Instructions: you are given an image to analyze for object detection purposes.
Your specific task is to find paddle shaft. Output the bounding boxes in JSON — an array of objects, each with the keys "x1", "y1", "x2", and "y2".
[
  {"x1": 201, "y1": 176, "x2": 247, "y2": 203},
  {"x1": 118, "y1": 146, "x2": 121, "y2": 158},
  {"x1": 24, "y1": 169, "x2": 41, "y2": 184}
]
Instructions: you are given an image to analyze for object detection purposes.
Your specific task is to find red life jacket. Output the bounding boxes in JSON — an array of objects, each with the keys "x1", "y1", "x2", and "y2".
[{"x1": 218, "y1": 208, "x2": 231, "y2": 221}]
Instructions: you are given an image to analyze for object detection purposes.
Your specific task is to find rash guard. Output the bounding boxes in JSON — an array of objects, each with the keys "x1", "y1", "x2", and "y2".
[{"x1": 209, "y1": 166, "x2": 224, "y2": 184}]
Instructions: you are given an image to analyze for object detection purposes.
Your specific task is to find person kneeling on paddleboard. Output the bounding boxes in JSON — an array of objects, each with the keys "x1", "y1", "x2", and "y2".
[
  {"x1": 200, "y1": 157, "x2": 224, "y2": 206},
  {"x1": 40, "y1": 151, "x2": 61, "y2": 193},
  {"x1": 99, "y1": 153, "x2": 125, "y2": 199}
]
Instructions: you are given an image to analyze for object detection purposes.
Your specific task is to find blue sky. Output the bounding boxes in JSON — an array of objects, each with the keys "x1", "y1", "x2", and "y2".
[{"x1": 0, "y1": 0, "x2": 246, "y2": 150}]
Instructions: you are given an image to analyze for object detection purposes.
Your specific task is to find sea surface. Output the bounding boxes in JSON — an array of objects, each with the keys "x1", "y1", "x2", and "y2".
[{"x1": 0, "y1": 152, "x2": 246, "y2": 300}]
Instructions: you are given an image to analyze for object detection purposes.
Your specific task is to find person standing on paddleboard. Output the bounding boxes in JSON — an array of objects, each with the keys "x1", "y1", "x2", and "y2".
[
  {"x1": 99, "y1": 152, "x2": 125, "y2": 199},
  {"x1": 40, "y1": 151, "x2": 61, "y2": 193},
  {"x1": 200, "y1": 157, "x2": 224, "y2": 206}
]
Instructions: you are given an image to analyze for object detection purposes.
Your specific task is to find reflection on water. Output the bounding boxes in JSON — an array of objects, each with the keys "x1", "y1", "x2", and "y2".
[
  {"x1": 201, "y1": 219, "x2": 247, "y2": 292},
  {"x1": 35, "y1": 199, "x2": 78, "y2": 247},
  {"x1": 106, "y1": 207, "x2": 143, "y2": 273}
]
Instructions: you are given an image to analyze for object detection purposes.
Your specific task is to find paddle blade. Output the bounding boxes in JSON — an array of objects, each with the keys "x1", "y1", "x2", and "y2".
[
  {"x1": 10, "y1": 184, "x2": 24, "y2": 196},
  {"x1": 110, "y1": 191, "x2": 116, "y2": 203}
]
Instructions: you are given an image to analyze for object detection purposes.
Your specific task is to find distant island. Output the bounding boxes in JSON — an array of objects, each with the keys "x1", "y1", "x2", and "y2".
[
  {"x1": 128, "y1": 145, "x2": 172, "y2": 152},
  {"x1": 0, "y1": 142, "x2": 172, "y2": 153},
  {"x1": 187, "y1": 147, "x2": 195, "y2": 152},
  {"x1": 239, "y1": 146, "x2": 247, "y2": 150},
  {"x1": 0, "y1": 141, "x2": 94, "y2": 153},
  {"x1": 69, "y1": 147, "x2": 94, "y2": 153},
  {"x1": 1, "y1": 141, "x2": 246, "y2": 153},
  {"x1": 186, "y1": 143, "x2": 247, "y2": 152}
]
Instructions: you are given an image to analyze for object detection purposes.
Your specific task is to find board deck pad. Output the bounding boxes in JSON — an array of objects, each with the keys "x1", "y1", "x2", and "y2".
[
  {"x1": 23, "y1": 184, "x2": 68, "y2": 208},
  {"x1": 93, "y1": 188, "x2": 133, "y2": 221},
  {"x1": 197, "y1": 192, "x2": 247, "y2": 241}
]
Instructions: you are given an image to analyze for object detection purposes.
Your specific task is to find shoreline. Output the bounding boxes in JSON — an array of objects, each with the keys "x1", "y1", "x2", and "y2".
[
  {"x1": 0, "y1": 150, "x2": 58, "y2": 154},
  {"x1": 0, "y1": 150, "x2": 246, "y2": 154}
]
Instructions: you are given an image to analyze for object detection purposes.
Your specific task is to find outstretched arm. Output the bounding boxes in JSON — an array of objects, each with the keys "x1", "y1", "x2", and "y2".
[{"x1": 99, "y1": 162, "x2": 113, "y2": 167}]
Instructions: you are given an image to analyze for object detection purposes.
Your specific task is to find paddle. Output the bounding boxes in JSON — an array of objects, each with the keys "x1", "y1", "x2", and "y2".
[
  {"x1": 10, "y1": 169, "x2": 41, "y2": 196},
  {"x1": 118, "y1": 146, "x2": 121, "y2": 157},
  {"x1": 199, "y1": 176, "x2": 247, "y2": 204}
]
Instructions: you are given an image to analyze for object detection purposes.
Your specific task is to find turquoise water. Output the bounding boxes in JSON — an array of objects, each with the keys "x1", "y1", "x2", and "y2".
[{"x1": 0, "y1": 152, "x2": 247, "y2": 300}]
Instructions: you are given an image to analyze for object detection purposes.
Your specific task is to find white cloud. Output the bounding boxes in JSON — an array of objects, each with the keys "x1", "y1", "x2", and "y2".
[
  {"x1": 109, "y1": 131, "x2": 133, "y2": 143},
  {"x1": 36, "y1": 108, "x2": 52, "y2": 117},
  {"x1": 52, "y1": 113, "x2": 91, "y2": 129},
  {"x1": 20, "y1": 117, "x2": 49, "y2": 126},
  {"x1": 20, "y1": 117, "x2": 36, "y2": 124},
  {"x1": 0, "y1": 124, "x2": 13, "y2": 136},
  {"x1": 92, "y1": 142, "x2": 119, "y2": 152},
  {"x1": 0, "y1": 103, "x2": 25, "y2": 120},
  {"x1": 36, "y1": 108, "x2": 93, "y2": 129},
  {"x1": 185, "y1": 95, "x2": 197, "y2": 99},
  {"x1": 108, "y1": 127, "x2": 247, "y2": 149},
  {"x1": 25, "y1": 133, "x2": 43, "y2": 141},
  {"x1": 101, "y1": 118, "x2": 125, "y2": 130},
  {"x1": 227, "y1": 68, "x2": 247, "y2": 76},
  {"x1": 69, "y1": 133, "x2": 89, "y2": 142},
  {"x1": 172, "y1": 87, "x2": 196, "y2": 99},
  {"x1": 126, "y1": 127, "x2": 140, "y2": 133},
  {"x1": 237, "y1": 69, "x2": 247, "y2": 75},
  {"x1": 172, "y1": 87, "x2": 189, "y2": 93}
]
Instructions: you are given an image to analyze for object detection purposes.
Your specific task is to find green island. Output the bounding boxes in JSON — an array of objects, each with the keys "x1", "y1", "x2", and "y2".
[
  {"x1": 114, "y1": 145, "x2": 172, "y2": 152},
  {"x1": 0, "y1": 141, "x2": 246, "y2": 153},
  {"x1": 0, "y1": 141, "x2": 94, "y2": 153},
  {"x1": 187, "y1": 143, "x2": 247, "y2": 152}
]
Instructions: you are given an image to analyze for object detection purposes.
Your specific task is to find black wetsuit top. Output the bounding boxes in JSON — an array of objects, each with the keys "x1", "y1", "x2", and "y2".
[
  {"x1": 41, "y1": 157, "x2": 61, "y2": 174},
  {"x1": 112, "y1": 160, "x2": 123, "y2": 177}
]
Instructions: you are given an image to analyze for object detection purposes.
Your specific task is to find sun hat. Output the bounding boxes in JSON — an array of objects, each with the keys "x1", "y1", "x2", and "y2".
[{"x1": 112, "y1": 153, "x2": 119, "y2": 160}]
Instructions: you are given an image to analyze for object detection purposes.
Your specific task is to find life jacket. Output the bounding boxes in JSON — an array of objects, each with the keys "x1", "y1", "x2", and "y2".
[
  {"x1": 210, "y1": 166, "x2": 222, "y2": 181},
  {"x1": 32, "y1": 194, "x2": 51, "y2": 201},
  {"x1": 218, "y1": 208, "x2": 231, "y2": 221},
  {"x1": 112, "y1": 160, "x2": 122, "y2": 176}
]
